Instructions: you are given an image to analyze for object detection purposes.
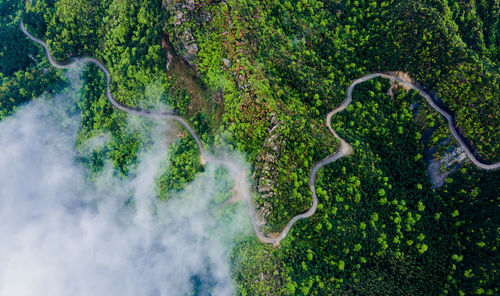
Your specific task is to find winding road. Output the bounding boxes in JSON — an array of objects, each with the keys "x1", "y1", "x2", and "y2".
[{"x1": 21, "y1": 21, "x2": 499, "y2": 245}]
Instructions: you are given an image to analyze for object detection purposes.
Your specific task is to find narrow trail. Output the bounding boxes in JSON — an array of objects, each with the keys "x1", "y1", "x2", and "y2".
[{"x1": 21, "y1": 22, "x2": 499, "y2": 245}]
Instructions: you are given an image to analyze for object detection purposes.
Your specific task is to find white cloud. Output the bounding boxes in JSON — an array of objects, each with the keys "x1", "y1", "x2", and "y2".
[{"x1": 0, "y1": 69, "x2": 249, "y2": 296}]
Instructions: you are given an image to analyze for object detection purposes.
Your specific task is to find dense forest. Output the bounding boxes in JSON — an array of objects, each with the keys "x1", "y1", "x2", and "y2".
[{"x1": 1, "y1": 0, "x2": 498, "y2": 295}]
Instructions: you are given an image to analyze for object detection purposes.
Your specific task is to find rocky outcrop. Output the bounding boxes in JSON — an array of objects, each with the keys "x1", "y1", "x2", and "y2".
[
  {"x1": 386, "y1": 71, "x2": 418, "y2": 97},
  {"x1": 426, "y1": 145, "x2": 466, "y2": 188},
  {"x1": 161, "y1": 32, "x2": 174, "y2": 71},
  {"x1": 386, "y1": 71, "x2": 469, "y2": 188},
  {"x1": 162, "y1": 0, "x2": 213, "y2": 67},
  {"x1": 252, "y1": 114, "x2": 284, "y2": 226}
]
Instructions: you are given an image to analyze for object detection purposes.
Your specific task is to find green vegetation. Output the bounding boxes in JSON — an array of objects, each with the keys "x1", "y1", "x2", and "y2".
[
  {"x1": 271, "y1": 79, "x2": 497, "y2": 295},
  {"x1": 1, "y1": 0, "x2": 498, "y2": 295},
  {"x1": 75, "y1": 64, "x2": 143, "y2": 177},
  {"x1": 0, "y1": 0, "x2": 63, "y2": 119},
  {"x1": 157, "y1": 137, "x2": 202, "y2": 200}
]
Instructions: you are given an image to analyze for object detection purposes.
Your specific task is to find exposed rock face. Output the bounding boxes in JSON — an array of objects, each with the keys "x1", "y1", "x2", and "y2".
[
  {"x1": 162, "y1": 0, "x2": 210, "y2": 67},
  {"x1": 222, "y1": 58, "x2": 231, "y2": 68},
  {"x1": 161, "y1": 32, "x2": 174, "y2": 71},
  {"x1": 182, "y1": 29, "x2": 199, "y2": 57},
  {"x1": 386, "y1": 71, "x2": 469, "y2": 188},
  {"x1": 426, "y1": 144, "x2": 467, "y2": 188},
  {"x1": 386, "y1": 71, "x2": 419, "y2": 97},
  {"x1": 253, "y1": 114, "x2": 284, "y2": 226}
]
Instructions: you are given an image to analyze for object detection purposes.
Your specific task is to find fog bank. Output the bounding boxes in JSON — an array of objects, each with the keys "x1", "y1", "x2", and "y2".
[{"x1": 0, "y1": 70, "x2": 249, "y2": 296}]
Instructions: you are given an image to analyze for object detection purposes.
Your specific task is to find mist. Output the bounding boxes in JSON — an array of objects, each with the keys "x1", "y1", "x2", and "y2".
[{"x1": 0, "y1": 68, "x2": 250, "y2": 296}]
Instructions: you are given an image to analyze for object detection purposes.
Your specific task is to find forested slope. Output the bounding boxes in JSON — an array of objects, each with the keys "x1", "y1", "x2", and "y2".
[
  {"x1": 0, "y1": 0, "x2": 63, "y2": 119},
  {"x1": 0, "y1": 0, "x2": 498, "y2": 295}
]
